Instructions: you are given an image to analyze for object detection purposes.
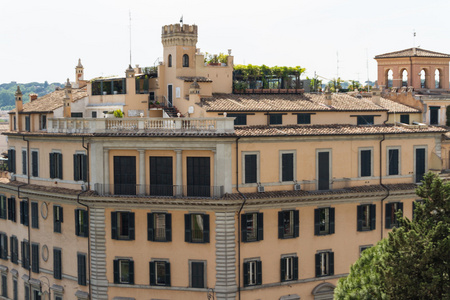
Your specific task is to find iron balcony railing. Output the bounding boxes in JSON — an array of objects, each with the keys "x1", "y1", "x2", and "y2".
[{"x1": 94, "y1": 184, "x2": 225, "y2": 198}]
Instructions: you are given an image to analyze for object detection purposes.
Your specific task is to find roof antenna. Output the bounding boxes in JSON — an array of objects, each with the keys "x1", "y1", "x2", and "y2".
[
  {"x1": 180, "y1": 15, "x2": 183, "y2": 26},
  {"x1": 129, "y1": 10, "x2": 132, "y2": 66}
]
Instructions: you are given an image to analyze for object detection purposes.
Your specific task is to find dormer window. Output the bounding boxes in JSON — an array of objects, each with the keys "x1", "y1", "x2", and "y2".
[
  {"x1": 183, "y1": 54, "x2": 189, "y2": 67},
  {"x1": 168, "y1": 54, "x2": 172, "y2": 67}
]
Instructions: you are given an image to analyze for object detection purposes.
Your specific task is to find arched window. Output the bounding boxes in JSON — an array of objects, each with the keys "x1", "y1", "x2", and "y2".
[
  {"x1": 168, "y1": 54, "x2": 172, "y2": 68},
  {"x1": 435, "y1": 69, "x2": 441, "y2": 88},
  {"x1": 401, "y1": 69, "x2": 408, "y2": 87},
  {"x1": 420, "y1": 69, "x2": 427, "y2": 88},
  {"x1": 182, "y1": 54, "x2": 189, "y2": 67},
  {"x1": 386, "y1": 69, "x2": 393, "y2": 88}
]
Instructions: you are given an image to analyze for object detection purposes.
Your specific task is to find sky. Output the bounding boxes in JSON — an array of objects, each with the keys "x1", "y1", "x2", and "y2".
[{"x1": 2, "y1": 0, "x2": 450, "y2": 84}]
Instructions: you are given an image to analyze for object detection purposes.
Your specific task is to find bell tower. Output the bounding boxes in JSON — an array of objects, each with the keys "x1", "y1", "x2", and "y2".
[
  {"x1": 15, "y1": 86, "x2": 23, "y2": 131},
  {"x1": 63, "y1": 78, "x2": 72, "y2": 118},
  {"x1": 75, "y1": 58, "x2": 84, "y2": 85}
]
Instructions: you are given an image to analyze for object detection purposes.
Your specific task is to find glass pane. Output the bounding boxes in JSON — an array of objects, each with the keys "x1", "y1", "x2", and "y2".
[
  {"x1": 192, "y1": 215, "x2": 204, "y2": 242},
  {"x1": 120, "y1": 260, "x2": 130, "y2": 283},
  {"x1": 246, "y1": 214, "x2": 257, "y2": 241},
  {"x1": 154, "y1": 214, "x2": 166, "y2": 241},
  {"x1": 156, "y1": 261, "x2": 166, "y2": 285}
]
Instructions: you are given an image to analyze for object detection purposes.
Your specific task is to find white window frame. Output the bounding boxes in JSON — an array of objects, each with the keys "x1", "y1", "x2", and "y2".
[
  {"x1": 386, "y1": 146, "x2": 401, "y2": 176},
  {"x1": 153, "y1": 213, "x2": 167, "y2": 242},
  {"x1": 151, "y1": 259, "x2": 169, "y2": 286},
  {"x1": 358, "y1": 147, "x2": 374, "y2": 178},
  {"x1": 279, "y1": 150, "x2": 296, "y2": 183},
  {"x1": 242, "y1": 151, "x2": 260, "y2": 185},
  {"x1": 189, "y1": 260, "x2": 207, "y2": 289},
  {"x1": 318, "y1": 251, "x2": 330, "y2": 276}
]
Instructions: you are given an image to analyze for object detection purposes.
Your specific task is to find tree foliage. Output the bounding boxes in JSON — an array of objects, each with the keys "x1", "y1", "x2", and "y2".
[{"x1": 335, "y1": 172, "x2": 450, "y2": 299}]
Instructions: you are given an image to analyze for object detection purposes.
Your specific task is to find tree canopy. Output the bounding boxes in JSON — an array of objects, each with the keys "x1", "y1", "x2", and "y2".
[{"x1": 335, "y1": 172, "x2": 450, "y2": 299}]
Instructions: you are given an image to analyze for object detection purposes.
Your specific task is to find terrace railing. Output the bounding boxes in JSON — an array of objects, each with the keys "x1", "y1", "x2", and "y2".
[{"x1": 94, "y1": 184, "x2": 225, "y2": 198}]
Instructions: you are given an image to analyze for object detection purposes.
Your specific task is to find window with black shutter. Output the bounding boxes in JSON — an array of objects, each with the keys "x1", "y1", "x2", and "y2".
[
  {"x1": 10, "y1": 236, "x2": 18, "y2": 264},
  {"x1": 31, "y1": 151, "x2": 38, "y2": 177},
  {"x1": 49, "y1": 153, "x2": 63, "y2": 180},
  {"x1": 24, "y1": 285, "x2": 30, "y2": 300},
  {"x1": 243, "y1": 260, "x2": 262, "y2": 286},
  {"x1": 357, "y1": 204, "x2": 376, "y2": 231},
  {"x1": 297, "y1": 113, "x2": 311, "y2": 124},
  {"x1": 31, "y1": 243, "x2": 39, "y2": 273},
  {"x1": 415, "y1": 148, "x2": 426, "y2": 183},
  {"x1": 20, "y1": 200, "x2": 29, "y2": 226},
  {"x1": 185, "y1": 214, "x2": 209, "y2": 243},
  {"x1": 73, "y1": 154, "x2": 87, "y2": 182},
  {"x1": 77, "y1": 253, "x2": 87, "y2": 286},
  {"x1": 281, "y1": 153, "x2": 294, "y2": 182},
  {"x1": 1, "y1": 274, "x2": 6, "y2": 297},
  {"x1": 31, "y1": 202, "x2": 39, "y2": 229},
  {"x1": 360, "y1": 149, "x2": 372, "y2": 177},
  {"x1": 113, "y1": 259, "x2": 134, "y2": 284},
  {"x1": 278, "y1": 210, "x2": 299, "y2": 239},
  {"x1": 190, "y1": 261, "x2": 205, "y2": 288},
  {"x1": 8, "y1": 149, "x2": 16, "y2": 173},
  {"x1": 314, "y1": 207, "x2": 335, "y2": 235},
  {"x1": 0, "y1": 233, "x2": 7, "y2": 260},
  {"x1": 280, "y1": 256, "x2": 298, "y2": 282},
  {"x1": 7, "y1": 197, "x2": 16, "y2": 222},
  {"x1": 0, "y1": 196, "x2": 6, "y2": 219},
  {"x1": 22, "y1": 150, "x2": 27, "y2": 175},
  {"x1": 21, "y1": 240, "x2": 30, "y2": 269},
  {"x1": 269, "y1": 114, "x2": 283, "y2": 125},
  {"x1": 111, "y1": 211, "x2": 135, "y2": 240},
  {"x1": 385, "y1": 202, "x2": 403, "y2": 229},
  {"x1": 227, "y1": 114, "x2": 247, "y2": 125},
  {"x1": 53, "y1": 248, "x2": 62, "y2": 279},
  {"x1": 244, "y1": 154, "x2": 257, "y2": 184},
  {"x1": 315, "y1": 251, "x2": 334, "y2": 277},
  {"x1": 241, "y1": 213, "x2": 263, "y2": 242},
  {"x1": 400, "y1": 114, "x2": 410, "y2": 124},
  {"x1": 13, "y1": 278, "x2": 17, "y2": 300},
  {"x1": 147, "y1": 213, "x2": 171, "y2": 242},
  {"x1": 430, "y1": 106, "x2": 439, "y2": 125},
  {"x1": 150, "y1": 260, "x2": 171, "y2": 286},
  {"x1": 388, "y1": 149, "x2": 399, "y2": 176},
  {"x1": 53, "y1": 205, "x2": 63, "y2": 233},
  {"x1": 75, "y1": 209, "x2": 88, "y2": 237}
]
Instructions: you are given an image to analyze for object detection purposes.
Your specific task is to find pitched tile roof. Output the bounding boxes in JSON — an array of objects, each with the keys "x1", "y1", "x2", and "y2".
[
  {"x1": 9, "y1": 88, "x2": 88, "y2": 114},
  {"x1": 375, "y1": 47, "x2": 450, "y2": 59},
  {"x1": 234, "y1": 124, "x2": 447, "y2": 137},
  {"x1": 199, "y1": 93, "x2": 418, "y2": 113}
]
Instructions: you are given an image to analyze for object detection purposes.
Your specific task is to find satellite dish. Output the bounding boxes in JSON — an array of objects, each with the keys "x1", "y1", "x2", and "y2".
[{"x1": 188, "y1": 106, "x2": 194, "y2": 114}]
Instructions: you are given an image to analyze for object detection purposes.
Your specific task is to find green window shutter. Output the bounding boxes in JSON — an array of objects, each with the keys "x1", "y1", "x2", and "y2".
[
  {"x1": 294, "y1": 210, "x2": 300, "y2": 238},
  {"x1": 370, "y1": 204, "x2": 376, "y2": 230},
  {"x1": 329, "y1": 252, "x2": 334, "y2": 275},
  {"x1": 243, "y1": 262, "x2": 249, "y2": 287},
  {"x1": 111, "y1": 212, "x2": 117, "y2": 239},
  {"x1": 280, "y1": 257, "x2": 286, "y2": 282},
  {"x1": 147, "y1": 213, "x2": 154, "y2": 241},
  {"x1": 73, "y1": 154, "x2": 79, "y2": 181},
  {"x1": 241, "y1": 214, "x2": 248, "y2": 242},
  {"x1": 24, "y1": 201, "x2": 29, "y2": 226},
  {"x1": 203, "y1": 214, "x2": 210, "y2": 243},
  {"x1": 278, "y1": 211, "x2": 284, "y2": 239},
  {"x1": 22, "y1": 150, "x2": 26, "y2": 175},
  {"x1": 31, "y1": 244, "x2": 39, "y2": 273},
  {"x1": 385, "y1": 203, "x2": 392, "y2": 228},
  {"x1": 165, "y1": 262, "x2": 171, "y2": 286},
  {"x1": 149, "y1": 261, "x2": 155, "y2": 285},
  {"x1": 128, "y1": 212, "x2": 135, "y2": 240},
  {"x1": 82, "y1": 210, "x2": 89, "y2": 237},
  {"x1": 357, "y1": 205, "x2": 363, "y2": 231},
  {"x1": 49, "y1": 153, "x2": 55, "y2": 178},
  {"x1": 31, "y1": 151, "x2": 38, "y2": 177},
  {"x1": 82, "y1": 154, "x2": 88, "y2": 182},
  {"x1": 256, "y1": 261, "x2": 262, "y2": 285},
  {"x1": 75, "y1": 209, "x2": 80, "y2": 236},
  {"x1": 31, "y1": 202, "x2": 38, "y2": 229},
  {"x1": 129, "y1": 260, "x2": 134, "y2": 284},
  {"x1": 57, "y1": 153, "x2": 63, "y2": 179},
  {"x1": 77, "y1": 254, "x2": 86, "y2": 286},
  {"x1": 257, "y1": 213, "x2": 264, "y2": 241},
  {"x1": 293, "y1": 256, "x2": 299, "y2": 280},
  {"x1": 165, "y1": 213, "x2": 172, "y2": 242},
  {"x1": 329, "y1": 208, "x2": 335, "y2": 234},
  {"x1": 53, "y1": 249, "x2": 61, "y2": 279},
  {"x1": 113, "y1": 260, "x2": 119, "y2": 283},
  {"x1": 315, "y1": 253, "x2": 321, "y2": 277},
  {"x1": 184, "y1": 214, "x2": 191, "y2": 242}
]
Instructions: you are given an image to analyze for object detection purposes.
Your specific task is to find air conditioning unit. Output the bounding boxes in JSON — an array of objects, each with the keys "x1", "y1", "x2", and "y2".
[
  {"x1": 257, "y1": 185, "x2": 265, "y2": 193},
  {"x1": 294, "y1": 183, "x2": 301, "y2": 191}
]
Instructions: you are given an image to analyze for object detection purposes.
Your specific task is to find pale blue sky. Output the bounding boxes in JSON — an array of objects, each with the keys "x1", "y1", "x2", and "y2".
[{"x1": 1, "y1": 0, "x2": 449, "y2": 84}]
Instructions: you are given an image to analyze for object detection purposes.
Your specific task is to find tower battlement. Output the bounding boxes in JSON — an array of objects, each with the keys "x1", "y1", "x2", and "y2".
[{"x1": 161, "y1": 24, "x2": 198, "y2": 47}]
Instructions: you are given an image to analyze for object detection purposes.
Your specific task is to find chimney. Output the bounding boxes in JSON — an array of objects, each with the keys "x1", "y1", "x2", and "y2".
[
  {"x1": 324, "y1": 86, "x2": 332, "y2": 106},
  {"x1": 29, "y1": 93, "x2": 38, "y2": 102},
  {"x1": 189, "y1": 79, "x2": 201, "y2": 103},
  {"x1": 372, "y1": 83, "x2": 381, "y2": 105}
]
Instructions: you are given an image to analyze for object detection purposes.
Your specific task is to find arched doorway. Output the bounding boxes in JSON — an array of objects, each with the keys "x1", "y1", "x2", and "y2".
[
  {"x1": 401, "y1": 69, "x2": 408, "y2": 87},
  {"x1": 312, "y1": 282, "x2": 336, "y2": 300}
]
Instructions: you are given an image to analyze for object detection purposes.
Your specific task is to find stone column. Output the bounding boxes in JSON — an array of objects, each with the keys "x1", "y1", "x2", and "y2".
[
  {"x1": 139, "y1": 149, "x2": 145, "y2": 195},
  {"x1": 175, "y1": 150, "x2": 183, "y2": 196}
]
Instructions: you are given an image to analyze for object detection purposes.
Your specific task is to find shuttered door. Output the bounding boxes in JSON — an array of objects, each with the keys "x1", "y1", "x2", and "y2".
[
  {"x1": 360, "y1": 150, "x2": 371, "y2": 177},
  {"x1": 415, "y1": 148, "x2": 426, "y2": 183},
  {"x1": 282, "y1": 153, "x2": 294, "y2": 182},
  {"x1": 244, "y1": 155, "x2": 257, "y2": 184},
  {"x1": 388, "y1": 149, "x2": 399, "y2": 175},
  {"x1": 318, "y1": 152, "x2": 329, "y2": 190},
  {"x1": 430, "y1": 107, "x2": 439, "y2": 125},
  {"x1": 150, "y1": 157, "x2": 173, "y2": 196},
  {"x1": 191, "y1": 262, "x2": 204, "y2": 288},
  {"x1": 187, "y1": 157, "x2": 210, "y2": 197},
  {"x1": 113, "y1": 156, "x2": 136, "y2": 195}
]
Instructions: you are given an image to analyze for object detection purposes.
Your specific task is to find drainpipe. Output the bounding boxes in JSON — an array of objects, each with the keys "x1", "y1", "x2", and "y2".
[
  {"x1": 235, "y1": 137, "x2": 247, "y2": 300},
  {"x1": 380, "y1": 114, "x2": 391, "y2": 239},
  {"x1": 82, "y1": 137, "x2": 90, "y2": 190},
  {"x1": 77, "y1": 191, "x2": 91, "y2": 299}
]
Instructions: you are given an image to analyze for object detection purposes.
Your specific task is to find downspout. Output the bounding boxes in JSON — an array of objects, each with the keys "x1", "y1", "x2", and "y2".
[
  {"x1": 77, "y1": 191, "x2": 91, "y2": 299},
  {"x1": 82, "y1": 137, "x2": 90, "y2": 190},
  {"x1": 235, "y1": 137, "x2": 247, "y2": 300},
  {"x1": 380, "y1": 114, "x2": 391, "y2": 239}
]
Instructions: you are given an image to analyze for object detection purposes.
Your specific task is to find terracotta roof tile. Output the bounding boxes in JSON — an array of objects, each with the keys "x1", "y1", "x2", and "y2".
[
  {"x1": 375, "y1": 47, "x2": 450, "y2": 59},
  {"x1": 9, "y1": 88, "x2": 88, "y2": 114},
  {"x1": 235, "y1": 124, "x2": 447, "y2": 137}
]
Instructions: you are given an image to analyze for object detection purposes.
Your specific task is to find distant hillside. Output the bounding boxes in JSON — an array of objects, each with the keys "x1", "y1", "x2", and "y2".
[{"x1": 0, "y1": 81, "x2": 65, "y2": 111}]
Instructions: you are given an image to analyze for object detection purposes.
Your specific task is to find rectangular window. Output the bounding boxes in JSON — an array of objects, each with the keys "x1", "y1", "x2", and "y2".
[
  {"x1": 388, "y1": 148, "x2": 399, "y2": 176},
  {"x1": 31, "y1": 202, "x2": 39, "y2": 229},
  {"x1": 13, "y1": 278, "x2": 17, "y2": 300},
  {"x1": 7, "y1": 197, "x2": 16, "y2": 222},
  {"x1": 385, "y1": 202, "x2": 403, "y2": 229},
  {"x1": 147, "y1": 213, "x2": 172, "y2": 242},
  {"x1": 360, "y1": 149, "x2": 372, "y2": 177},
  {"x1": 297, "y1": 113, "x2": 311, "y2": 124},
  {"x1": 227, "y1": 114, "x2": 247, "y2": 125},
  {"x1": 71, "y1": 112, "x2": 83, "y2": 118},
  {"x1": 244, "y1": 154, "x2": 257, "y2": 184},
  {"x1": 25, "y1": 116, "x2": 30, "y2": 132},
  {"x1": 269, "y1": 114, "x2": 283, "y2": 125},
  {"x1": 53, "y1": 248, "x2": 62, "y2": 279},
  {"x1": 241, "y1": 213, "x2": 263, "y2": 242},
  {"x1": 357, "y1": 115, "x2": 374, "y2": 125},
  {"x1": 315, "y1": 251, "x2": 334, "y2": 277},
  {"x1": 91, "y1": 111, "x2": 97, "y2": 118},
  {"x1": 40, "y1": 115, "x2": 47, "y2": 130},
  {"x1": 357, "y1": 204, "x2": 376, "y2": 231},
  {"x1": 400, "y1": 114, "x2": 410, "y2": 124},
  {"x1": 243, "y1": 260, "x2": 262, "y2": 287},
  {"x1": 278, "y1": 210, "x2": 299, "y2": 239},
  {"x1": 53, "y1": 205, "x2": 63, "y2": 233},
  {"x1": 280, "y1": 256, "x2": 298, "y2": 282},
  {"x1": 0, "y1": 195, "x2": 6, "y2": 219},
  {"x1": 190, "y1": 261, "x2": 205, "y2": 288},
  {"x1": 31, "y1": 151, "x2": 38, "y2": 177},
  {"x1": 73, "y1": 154, "x2": 87, "y2": 182},
  {"x1": 10, "y1": 236, "x2": 18, "y2": 264},
  {"x1": 113, "y1": 259, "x2": 134, "y2": 284},
  {"x1": 111, "y1": 211, "x2": 135, "y2": 240},
  {"x1": 75, "y1": 209, "x2": 89, "y2": 237},
  {"x1": 49, "y1": 152, "x2": 63, "y2": 180},
  {"x1": 20, "y1": 200, "x2": 29, "y2": 226},
  {"x1": 430, "y1": 106, "x2": 439, "y2": 125},
  {"x1": 360, "y1": 245, "x2": 372, "y2": 255},
  {"x1": 281, "y1": 153, "x2": 294, "y2": 182},
  {"x1": 185, "y1": 214, "x2": 210, "y2": 243},
  {"x1": 31, "y1": 243, "x2": 39, "y2": 273},
  {"x1": 22, "y1": 150, "x2": 27, "y2": 175},
  {"x1": 77, "y1": 253, "x2": 87, "y2": 286},
  {"x1": 8, "y1": 149, "x2": 16, "y2": 173},
  {"x1": 1, "y1": 274, "x2": 7, "y2": 297},
  {"x1": 24, "y1": 284, "x2": 30, "y2": 300},
  {"x1": 0, "y1": 232, "x2": 7, "y2": 260},
  {"x1": 150, "y1": 261, "x2": 171, "y2": 286},
  {"x1": 314, "y1": 207, "x2": 335, "y2": 235},
  {"x1": 21, "y1": 240, "x2": 30, "y2": 269}
]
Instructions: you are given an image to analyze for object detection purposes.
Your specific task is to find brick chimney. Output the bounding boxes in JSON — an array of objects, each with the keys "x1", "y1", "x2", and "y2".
[
  {"x1": 324, "y1": 86, "x2": 332, "y2": 106},
  {"x1": 29, "y1": 93, "x2": 38, "y2": 102}
]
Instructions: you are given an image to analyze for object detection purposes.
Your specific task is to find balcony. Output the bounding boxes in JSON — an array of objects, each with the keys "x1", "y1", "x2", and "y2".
[
  {"x1": 94, "y1": 184, "x2": 225, "y2": 198},
  {"x1": 47, "y1": 117, "x2": 235, "y2": 134}
]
